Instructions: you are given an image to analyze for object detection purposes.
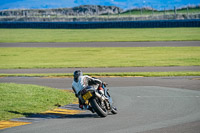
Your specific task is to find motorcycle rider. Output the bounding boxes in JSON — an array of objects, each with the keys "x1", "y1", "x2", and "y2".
[{"x1": 72, "y1": 70, "x2": 106, "y2": 110}]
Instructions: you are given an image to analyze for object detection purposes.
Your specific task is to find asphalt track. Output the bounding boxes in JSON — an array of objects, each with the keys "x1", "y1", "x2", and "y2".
[
  {"x1": 0, "y1": 41, "x2": 200, "y2": 47},
  {"x1": 0, "y1": 76, "x2": 200, "y2": 133},
  {"x1": 1, "y1": 41, "x2": 200, "y2": 133},
  {"x1": 0, "y1": 66, "x2": 200, "y2": 74}
]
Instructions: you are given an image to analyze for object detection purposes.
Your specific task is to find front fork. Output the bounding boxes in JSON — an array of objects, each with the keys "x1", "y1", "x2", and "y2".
[{"x1": 98, "y1": 84, "x2": 113, "y2": 110}]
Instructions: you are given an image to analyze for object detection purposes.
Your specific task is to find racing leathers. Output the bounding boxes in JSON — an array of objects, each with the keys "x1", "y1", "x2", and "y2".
[{"x1": 72, "y1": 75, "x2": 102, "y2": 109}]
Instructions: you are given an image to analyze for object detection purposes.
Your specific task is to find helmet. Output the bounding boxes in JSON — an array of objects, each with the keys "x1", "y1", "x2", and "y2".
[{"x1": 73, "y1": 70, "x2": 82, "y2": 82}]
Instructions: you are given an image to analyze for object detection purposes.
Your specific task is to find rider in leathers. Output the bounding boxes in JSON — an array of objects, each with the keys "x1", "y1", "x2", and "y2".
[{"x1": 72, "y1": 70, "x2": 106, "y2": 110}]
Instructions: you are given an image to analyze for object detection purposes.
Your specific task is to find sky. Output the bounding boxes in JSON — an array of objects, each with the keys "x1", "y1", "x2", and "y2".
[{"x1": 0, "y1": 0, "x2": 200, "y2": 10}]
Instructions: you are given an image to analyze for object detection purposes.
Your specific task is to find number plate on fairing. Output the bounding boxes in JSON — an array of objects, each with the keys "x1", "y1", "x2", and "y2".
[{"x1": 82, "y1": 91, "x2": 93, "y2": 101}]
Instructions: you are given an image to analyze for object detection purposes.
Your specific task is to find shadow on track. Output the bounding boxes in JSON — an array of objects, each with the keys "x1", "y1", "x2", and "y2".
[
  {"x1": 8, "y1": 110, "x2": 100, "y2": 120},
  {"x1": 64, "y1": 113, "x2": 99, "y2": 119}
]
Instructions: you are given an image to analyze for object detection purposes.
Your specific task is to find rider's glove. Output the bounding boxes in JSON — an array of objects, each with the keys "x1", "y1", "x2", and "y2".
[{"x1": 103, "y1": 82, "x2": 108, "y2": 87}]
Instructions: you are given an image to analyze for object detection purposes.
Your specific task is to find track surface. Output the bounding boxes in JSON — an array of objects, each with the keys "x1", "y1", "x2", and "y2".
[
  {"x1": 0, "y1": 76, "x2": 200, "y2": 133},
  {"x1": 0, "y1": 76, "x2": 200, "y2": 91},
  {"x1": 0, "y1": 41, "x2": 200, "y2": 47},
  {"x1": 0, "y1": 66, "x2": 200, "y2": 74},
  {"x1": 1, "y1": 41, "x2": 200, "y2": 133}
]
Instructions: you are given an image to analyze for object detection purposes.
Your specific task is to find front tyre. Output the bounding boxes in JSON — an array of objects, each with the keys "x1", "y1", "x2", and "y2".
[
  {"x1": 90, "y1": 98, "x2": 108, "y2": 117},
  {"x1": 111, "y1": 106, "x2": 118, "y2": 114}
]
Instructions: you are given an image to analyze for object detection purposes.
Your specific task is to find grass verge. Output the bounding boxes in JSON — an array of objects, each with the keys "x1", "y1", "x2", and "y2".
[
  {"x1": 0, "y1": 28, "x2": 200, "y2": 42},
  {"x1": 0, "y1": 83, "x2": 76, "y2": 121},
  {"x1": 0, "y1": 47, "x2": 200, "y2": 69},
  {"x1": 0, "y1": 71, "x2": 200, "y2": 77}
]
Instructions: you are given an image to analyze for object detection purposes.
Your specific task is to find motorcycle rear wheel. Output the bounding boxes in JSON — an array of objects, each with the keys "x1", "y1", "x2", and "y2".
[{"x1": 90, "y1": 98, "x2": 108, "y2": 117}]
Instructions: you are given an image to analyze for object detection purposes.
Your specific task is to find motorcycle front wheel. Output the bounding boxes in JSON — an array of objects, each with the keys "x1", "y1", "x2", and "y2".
[
  {"x1": 90, "y1": 98, "x2": 108, "y2": 117},
  {"x1": 111, "y1": 106, "x2": 118, "y2": 114}
]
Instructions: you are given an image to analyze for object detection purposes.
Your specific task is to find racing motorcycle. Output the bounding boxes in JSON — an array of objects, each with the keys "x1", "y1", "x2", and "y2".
[{"x1": 79, "y1": 82, "x2": 117, "y2": 117}]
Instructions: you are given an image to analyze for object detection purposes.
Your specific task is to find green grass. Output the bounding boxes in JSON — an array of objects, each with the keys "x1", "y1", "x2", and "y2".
[
  {"x1": 0, "y1": 83, "x2": 76, "y2": 121},
  {"x1": 0, "y1": 47, "x2": 200, "y2": 69},
  {"x1": 0, "y1": 28, "x2": 200, "y2": 42},
  {"x1": 0, "y1": 71, "x2": 200, "y2": 77}
]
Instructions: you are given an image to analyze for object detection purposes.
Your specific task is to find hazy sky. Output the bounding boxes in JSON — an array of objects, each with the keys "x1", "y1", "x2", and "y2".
[{"x1": 0, "y1": 0, "x2": 199, "y2": 10}]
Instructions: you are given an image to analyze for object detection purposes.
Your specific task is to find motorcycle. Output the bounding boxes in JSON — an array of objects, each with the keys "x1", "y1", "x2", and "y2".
[{"x1": 78, "y1": 82, "x2": 117, "y2": 117}]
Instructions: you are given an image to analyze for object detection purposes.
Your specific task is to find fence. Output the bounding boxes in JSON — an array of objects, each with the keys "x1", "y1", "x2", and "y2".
[{"x1": 0, "y1": 19, "x2": 199, "y2": 29}]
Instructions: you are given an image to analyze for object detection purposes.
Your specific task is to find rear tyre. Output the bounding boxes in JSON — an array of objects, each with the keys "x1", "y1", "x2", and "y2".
[{"x1": 90, "y1": 98, "x2": 108, "y2": 117}]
